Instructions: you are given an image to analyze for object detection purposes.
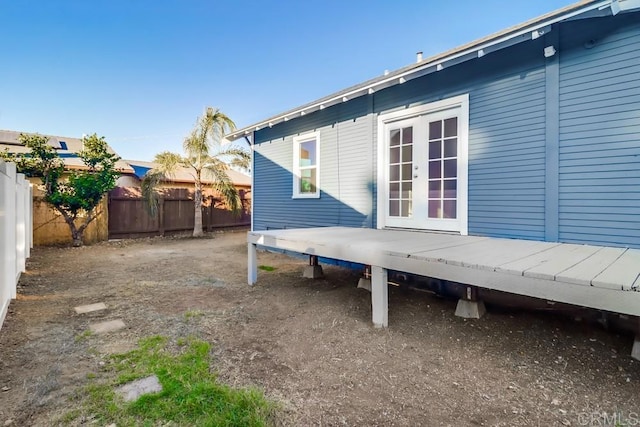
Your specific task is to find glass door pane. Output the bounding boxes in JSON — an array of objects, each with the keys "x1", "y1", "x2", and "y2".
[
  {"x1": 427, "y1": 117, "x2": 457, "y2": 219},
  {"x1": 388, "y1": 126, "x2": 413, "y2": 217}
]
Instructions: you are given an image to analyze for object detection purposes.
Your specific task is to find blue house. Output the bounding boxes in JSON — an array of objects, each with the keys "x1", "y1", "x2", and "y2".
[{"x1": 228, "y1": 1, "x2": 640, "y2": 359}]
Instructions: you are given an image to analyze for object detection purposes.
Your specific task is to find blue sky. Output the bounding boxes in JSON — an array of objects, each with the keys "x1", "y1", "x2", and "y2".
[{"x1": 1, "y1": 1, "x2": 571, "y2": 160}]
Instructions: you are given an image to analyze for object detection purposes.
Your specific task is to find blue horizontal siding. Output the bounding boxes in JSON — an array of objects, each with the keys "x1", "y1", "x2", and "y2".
[
  {"x1": 558, "y1": 14, "x2": 640, "y2": 248},
  {"x1": 253, "y1": 97, "x2": 374, "y2": 231},
  {"x1": 255, "y1": 35, "x2": 549, "y2": 240},
  {"x1": 467, "y1": 58, "x2": 546, "y2": 240}
]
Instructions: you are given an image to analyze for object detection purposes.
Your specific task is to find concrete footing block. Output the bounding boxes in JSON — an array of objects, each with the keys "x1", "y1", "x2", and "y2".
[
  {"x1": 455, "y1": 299, "x2": 486, "y2": 319},
  {"x1": 357, "y1": 278, "x2": 372, "y2": 292},
  {"x1": 632, "y1": 336, "x2": 640, "y2": 362},
  {"x1": 303, "y1": 265, "x2": 324, "y2": 279}
]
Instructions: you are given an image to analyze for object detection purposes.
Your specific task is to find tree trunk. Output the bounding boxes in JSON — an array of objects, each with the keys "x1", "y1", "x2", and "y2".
[
  {"x1": 193, "y1": 178, "x2": 204, "y2": 237},
  {"x1": 63, "y1": 215, "x2": 83, "y2": 247},
  {"x1": 71, "y1": 229, "x2": 84, "y2": 247},
  {"x1": 57, "y1": 208, "x2": 84, "y2": 247}
]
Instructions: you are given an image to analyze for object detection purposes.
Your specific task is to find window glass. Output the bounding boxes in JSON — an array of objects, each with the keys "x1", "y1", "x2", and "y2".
[
  {"x1": 444, "y1": 138, "x2": 457, "y2": 158},
  {"x1": 429, "y1": 121, "x2": 442, "y2": 140},
  {"x1": 427, "y1": 117, "x2": 458, "y2": 219},
  {"x1": 299, "y1": 140, "x2": 316, "y2": 167},
  {"x1": 299, "y1": 169, "x2": 316, "y2": 194},
  {"x1": 294, "y1": 135, "x2": 319, "y2": 197},
  {"x1": 388, "y1": 126, "x2": 413, "y2": 218},
  {"x1": 390, "y1": 147, "x2": 400, "y2": 164},
  {"x1": 444, "y1": 117, "x2": 457, "y2": 138},
  {"x1": 443, "y1": 200, "x2": 456, "y2": 219},
  {"x1": 390, "y1": 129, "x2": 401, "y2": 147}
]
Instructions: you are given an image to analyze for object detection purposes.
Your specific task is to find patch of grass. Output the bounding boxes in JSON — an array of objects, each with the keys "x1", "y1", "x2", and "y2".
[
  {"x1": 184, "y1": 309, "x2": 204, "y2": 320},
  {"x1": 75, "y1": 335, "x2": 277, "y2": 426},
  {"x1": 75, "y1": 329, "x2": 93, "y2": 342},
  {"x1": 56, "y1": 408, "x2": 81, "y2": 424},
  {"x1": 258, "y1": 265, "x2": 276, "y2": 272}
]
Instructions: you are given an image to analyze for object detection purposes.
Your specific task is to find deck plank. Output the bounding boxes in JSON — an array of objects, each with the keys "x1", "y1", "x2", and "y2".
[
  {"x1": 591, "y1": 250, "x2": 640, "y2": 291},
  {"x1": 409, "y1": 238, "x2": 518, "y2": 267},
  {"x1": 382, "y1": 234, "x2": 489, "y2": 257},
  {"x1": 493, "y1": 244, "x2": 569, "y2": 276},
  {"x1": 522, "y1": 245, "x2": 603, "y2": 281},
  {"x1": 411, "y1": 238, "x2": 557, "y2": 270},
  {"x1": 555, "y1": 247, "x2": 627, "y2": 286}
]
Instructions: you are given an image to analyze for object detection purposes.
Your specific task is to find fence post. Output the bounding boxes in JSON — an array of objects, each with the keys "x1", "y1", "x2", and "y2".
[
  {"x1": 16, "y1": 174, "x2": 27, "y2": 281},
  {"x1": 0, "y1": 161, "x2": 9, "y2": 324},
  {"x1": 26, "y1": 183, "x2": 33, "y2": 257},
  {"x1": 4, "y1": 163, "x2": 17, "y2": 300},
  {"x1": 1, "y1": 161, "x2": 17, "y2": 326},
  {"x1": 208, "y1": 196, "x2": 214, "y2": 232},
  {"x1": 158, "y1": 196, "x2": 165, "y2": 236}
]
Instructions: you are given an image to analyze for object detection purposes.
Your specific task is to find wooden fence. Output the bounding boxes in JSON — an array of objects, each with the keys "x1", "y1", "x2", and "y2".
[
  {"x1": 0, "y1": 160, "x2": 33, "y2": 329},
  {"x1": 107, "y1": 187, "x2": 251, "y2": 239}
]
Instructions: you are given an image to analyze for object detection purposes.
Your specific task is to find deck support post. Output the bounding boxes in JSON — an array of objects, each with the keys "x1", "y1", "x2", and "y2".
[
  {"x1": 371, "y1": 266, "x2": 388, "y2": 328},
  {"x1": 248, "y1": 243, "x2": 258, "y2": 286},
  {"x1": 357, "y1": 265, "x2": 372, "y2": 291},
  {"x1": 455, "y1": 286, "x2": 486, "y2": 319},
  {"x1": 632, "y1": 336, "x2": 640, "y2": 362},
  {"x1": 632, "y1": 318, "x2": 640, "y2": 362},
  {"x1": 303, "y1": 255, "x2": 323, "y2": 279}
]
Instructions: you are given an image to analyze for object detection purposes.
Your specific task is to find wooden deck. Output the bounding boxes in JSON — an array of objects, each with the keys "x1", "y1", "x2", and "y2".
[{"x1": 248, "y1": 227, "x2": 640, "y2": 321}]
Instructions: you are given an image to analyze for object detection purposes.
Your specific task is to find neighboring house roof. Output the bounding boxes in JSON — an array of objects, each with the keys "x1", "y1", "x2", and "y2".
[
  {"x1": 227, "y1": 0, "x2": 639, "y2": 141},
  {"x1": 125, "y1": 159, "x2": 251, "y2": 187},
  {"x1": 0, "y1": 129, "x2": 134, "y2": 173}
]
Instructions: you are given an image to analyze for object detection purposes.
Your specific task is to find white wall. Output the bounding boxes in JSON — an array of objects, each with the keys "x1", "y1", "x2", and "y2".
[{"x1": 0, "y1": 159, "x2": 33, "y2": 329}]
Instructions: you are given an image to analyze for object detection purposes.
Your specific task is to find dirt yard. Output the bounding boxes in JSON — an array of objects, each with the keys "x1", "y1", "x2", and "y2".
[{"x1": 1, "y1": 231, "x2": 638, "y2": 426}]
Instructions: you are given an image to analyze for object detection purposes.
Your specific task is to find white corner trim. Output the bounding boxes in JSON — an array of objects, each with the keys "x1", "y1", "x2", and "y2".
[
  {"x1": 250, "y1": 132, "x2": 255, "y2": 231},
  {"x1": 458, "y1": 96, "x2": 470, "y2": 237}
]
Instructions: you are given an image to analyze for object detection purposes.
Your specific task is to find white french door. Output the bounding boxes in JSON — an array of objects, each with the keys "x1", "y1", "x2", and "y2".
[{"x1": 378, "y1": 95, "x2": 468, "y2": 234}]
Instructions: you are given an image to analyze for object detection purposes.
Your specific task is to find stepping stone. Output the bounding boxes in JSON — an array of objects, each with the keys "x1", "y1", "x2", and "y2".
[
  {"x1": 89, "y1": 319, "x2": 126, "y2": 334},
  {"x1": 74, "y1": 302, "x2": 107, "y2": 314},
  {"x1": 116, "y1": 375, "x2": 162, "y2": 402},
  {"x1": 98, "y1": 340, "x2": 136, "y2": 355}
]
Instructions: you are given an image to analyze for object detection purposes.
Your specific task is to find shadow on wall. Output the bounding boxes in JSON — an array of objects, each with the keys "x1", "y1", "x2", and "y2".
[
  {"x1": 252, "y1": 151, "x2": 375, "y2": 231},
  {"x1": 31, "y1": 184, "x2": 108, "y2": 246}
]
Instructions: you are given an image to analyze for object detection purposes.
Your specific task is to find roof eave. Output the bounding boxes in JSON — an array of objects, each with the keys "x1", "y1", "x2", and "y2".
[{"x1": 227, "y1": 0, "x2": 623, "y2": 142}]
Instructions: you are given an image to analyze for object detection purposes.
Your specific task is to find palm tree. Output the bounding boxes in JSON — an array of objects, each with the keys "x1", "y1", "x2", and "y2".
[{"x1": 142, "y1": 107, "x2": 250, "y2": 237}]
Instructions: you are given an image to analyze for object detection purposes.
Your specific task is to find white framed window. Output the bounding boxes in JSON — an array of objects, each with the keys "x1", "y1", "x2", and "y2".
[{"x1": 293, "y1": 132, "x2": 320, "y2": 198}]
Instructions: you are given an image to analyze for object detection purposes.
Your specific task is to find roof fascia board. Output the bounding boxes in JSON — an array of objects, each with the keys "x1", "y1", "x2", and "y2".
[
  {"x1": 616, "y1": 0, "x2": 640, "y2": 11},
  {"x1": 229, "y1": 0, "x2": 613, "y2": 142}
]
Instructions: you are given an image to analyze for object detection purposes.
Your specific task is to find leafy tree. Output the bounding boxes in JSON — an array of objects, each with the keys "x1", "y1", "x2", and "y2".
[
  {"x1": 1, "y1": 133, "x2": 120, "y2": 247},
  {"x1": 142, "y1": 107, "x2": 250, "y2": 237}
]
